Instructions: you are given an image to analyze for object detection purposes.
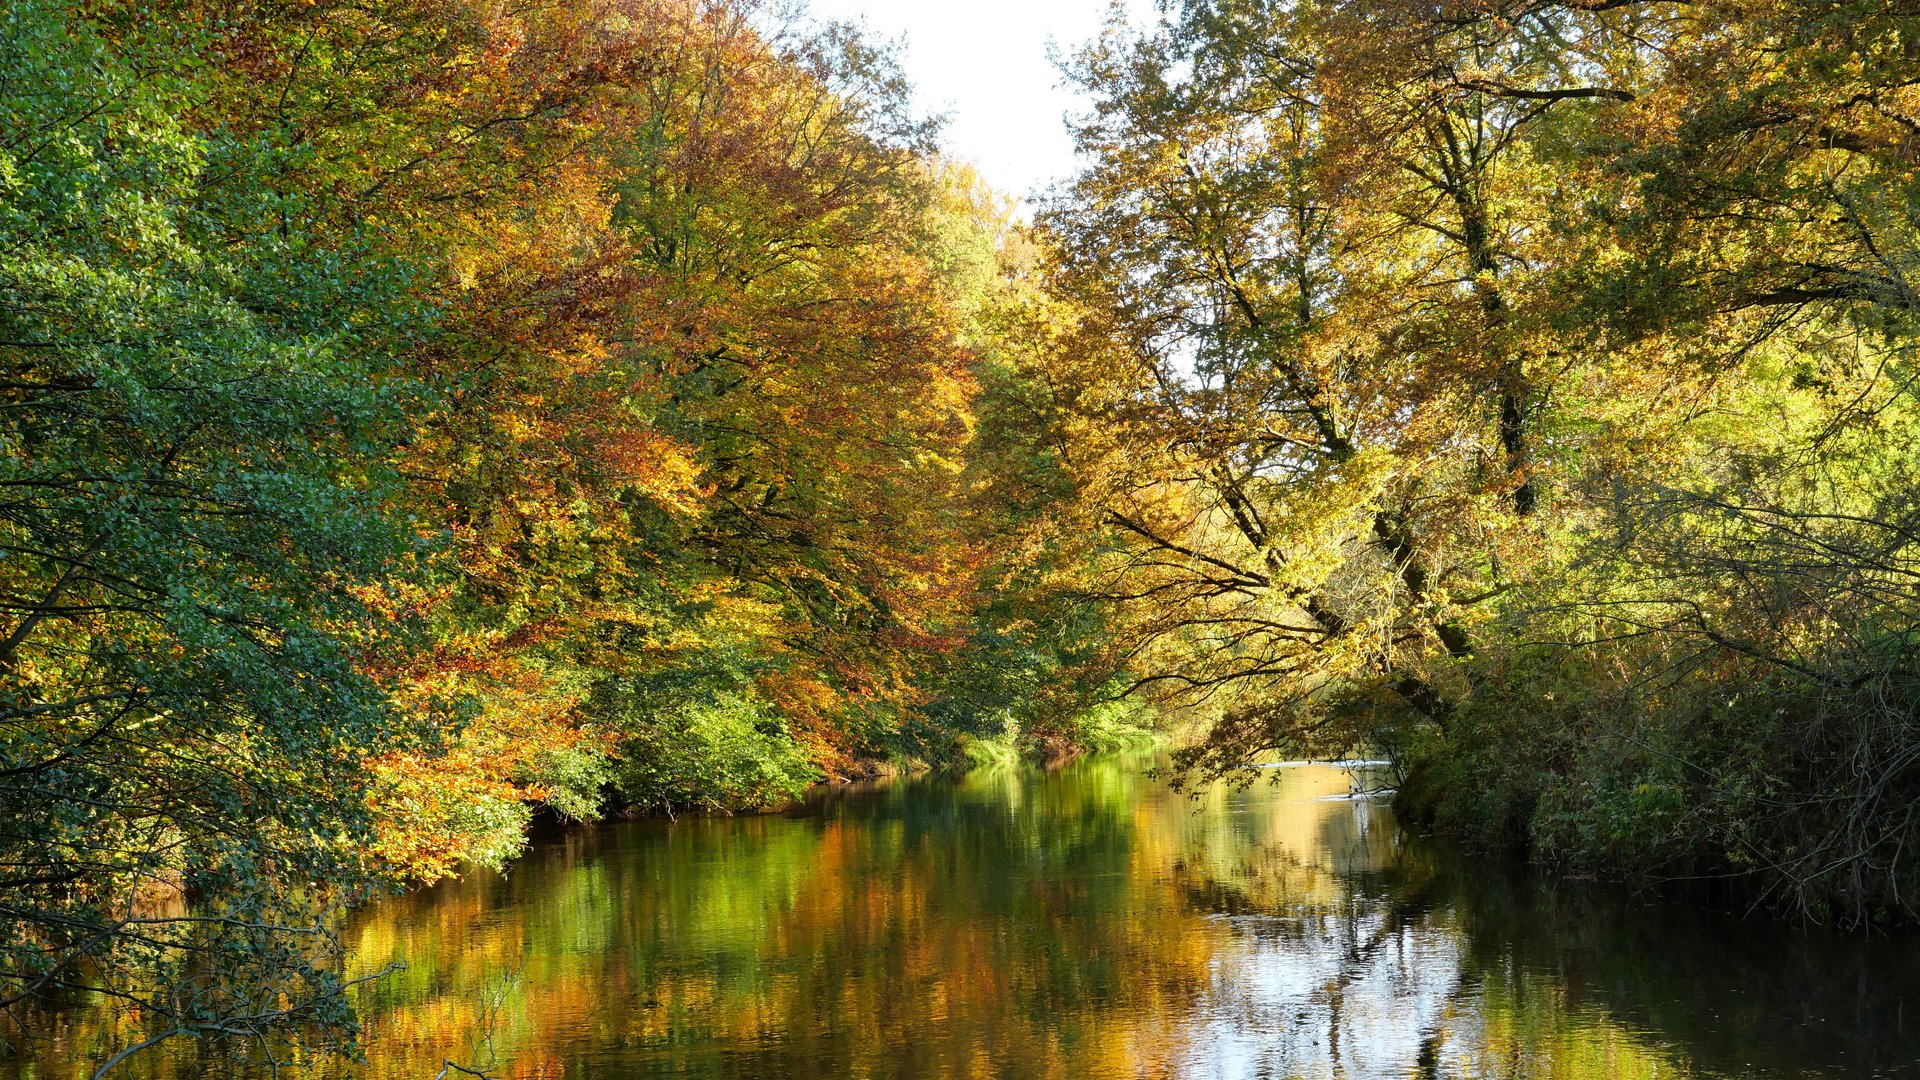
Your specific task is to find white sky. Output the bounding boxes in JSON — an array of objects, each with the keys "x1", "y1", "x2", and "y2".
[{"x1": 803, "y1": 0, "x2": 1159, "y2": 202}]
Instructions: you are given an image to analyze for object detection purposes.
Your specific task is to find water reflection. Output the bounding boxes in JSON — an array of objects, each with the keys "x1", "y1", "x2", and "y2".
[{"x1": 22, "y1": 756, "x2": 1920, "y2": 1077}]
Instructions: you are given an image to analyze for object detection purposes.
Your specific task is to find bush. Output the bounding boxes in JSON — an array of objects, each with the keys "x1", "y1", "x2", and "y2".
[{"x1": 615, "y1": 690, "x2": 821, "y2": 813}]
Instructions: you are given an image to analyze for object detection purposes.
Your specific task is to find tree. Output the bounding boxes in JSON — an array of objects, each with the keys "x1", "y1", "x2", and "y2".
[
  {"x1": 1047, "y1": 0, "x2": 1920, "y2": 919},
  {"x1": 0, "y1": 0, "x2": 442, "y2": 1055}
]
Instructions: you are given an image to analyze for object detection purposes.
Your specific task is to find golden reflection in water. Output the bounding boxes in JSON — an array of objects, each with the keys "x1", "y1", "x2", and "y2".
[
  {"x1": 20, "y1": 756, "x2": 1920, "y2": 1078},
  {"x1": 331, "y1": 761, "x2": 1690, "y2": 1080}
]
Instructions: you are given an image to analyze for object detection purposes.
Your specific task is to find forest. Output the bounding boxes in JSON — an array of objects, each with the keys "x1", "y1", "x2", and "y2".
[{"x1": 1, "y1": 0, "x2": 1917, "y2": 1070}]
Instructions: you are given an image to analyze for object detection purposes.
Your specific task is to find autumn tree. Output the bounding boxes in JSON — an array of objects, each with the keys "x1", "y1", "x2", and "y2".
[
  {"x1": 1047, "y1": 0, "x2": 1920, "y2": 918},
  {"x1": 1, "y1": 0, "x2": 1039, "y2": 1062}
]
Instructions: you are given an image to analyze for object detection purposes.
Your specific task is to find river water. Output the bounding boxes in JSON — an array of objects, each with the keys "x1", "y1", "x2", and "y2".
[{"x1": 31, "y1": 756, "x2": 1920, "y2": 1077}]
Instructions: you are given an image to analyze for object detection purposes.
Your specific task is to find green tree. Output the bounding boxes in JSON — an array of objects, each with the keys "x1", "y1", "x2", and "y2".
[{"x1": 0, "y1": 0, "x2": 443, "y2": 1057}]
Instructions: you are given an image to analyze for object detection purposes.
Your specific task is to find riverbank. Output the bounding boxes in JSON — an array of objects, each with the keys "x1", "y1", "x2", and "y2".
[{"x1": 1387, "y1": 658, "x2": 1920, "y2": 929}]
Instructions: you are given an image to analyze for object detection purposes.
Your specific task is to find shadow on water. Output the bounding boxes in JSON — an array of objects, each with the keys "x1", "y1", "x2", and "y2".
[
  {"x1": 1433, "y1": 856, "x2": 1920, "y2": 1078},
  {"x1": 16, "y1": 753, "x2": 1920, "y2": 1077}
]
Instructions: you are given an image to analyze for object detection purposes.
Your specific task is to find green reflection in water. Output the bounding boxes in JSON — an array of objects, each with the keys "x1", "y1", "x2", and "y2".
[{"x1": 18, "y1": 755, "x2": 1920, "y2": 1078}]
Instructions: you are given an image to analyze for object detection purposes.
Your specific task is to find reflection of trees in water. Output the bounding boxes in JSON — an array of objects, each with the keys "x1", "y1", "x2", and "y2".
[
  {"x1": 1439, "y1": 862, "x2": 1920, "y2": 1078},
  {"x1": 340, "y1": 758, "x2": 1381, "y2": 1078},
  {"x1": 1176, "y1": 805, "x2": 1920, "y2": 1080},
  {"x1": 22, "y1": 759, "x2": 1920, "y2": 1078},
  {"x1": 333, "y1": 757, "x2": 1226, "y2": 1079},
  {"x1": 1162, "y1": 782, "x2": 1468, "y2": 1079}
]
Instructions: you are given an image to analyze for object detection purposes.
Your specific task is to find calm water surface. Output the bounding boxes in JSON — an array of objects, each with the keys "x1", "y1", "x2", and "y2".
[{"x1": 31, "y1": 756, "x2": 1920, "y2": 1077}]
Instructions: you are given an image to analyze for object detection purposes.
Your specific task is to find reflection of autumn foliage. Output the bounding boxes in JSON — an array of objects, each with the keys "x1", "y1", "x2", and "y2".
[
  {"x1": 23, "y1": 761, "x2": 1909, "y2": 1076},
  {"x1": 313, "y1": 763, "x2": 1702, "y2": 1080}
]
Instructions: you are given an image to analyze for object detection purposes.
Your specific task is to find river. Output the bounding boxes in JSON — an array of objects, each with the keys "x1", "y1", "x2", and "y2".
[{"x1": 25, "y1": 755, "x2": 1920, "y2": 1077}]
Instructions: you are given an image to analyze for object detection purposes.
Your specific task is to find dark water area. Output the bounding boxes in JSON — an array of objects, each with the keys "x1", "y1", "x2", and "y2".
[{"x1": 23, "y1": 755, "x2": 1920, "y2": 1078}]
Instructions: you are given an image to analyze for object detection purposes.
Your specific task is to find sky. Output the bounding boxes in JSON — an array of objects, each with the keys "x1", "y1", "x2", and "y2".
[{"x1": 801, "y1": 0, "x2": 1158, "y2": 203}]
